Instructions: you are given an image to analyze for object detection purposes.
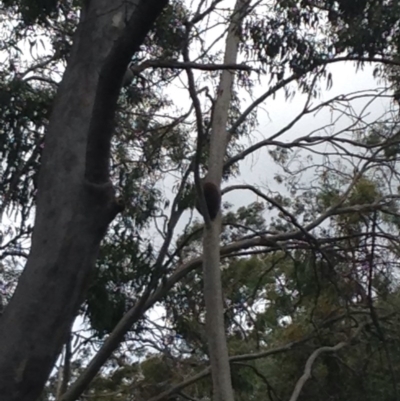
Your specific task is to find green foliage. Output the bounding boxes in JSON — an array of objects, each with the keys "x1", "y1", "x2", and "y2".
[
  {"x1": 86, "y1": 278, "x2": 126, "y2": 336},
  {"x1": 326, "y1": 0, "x2": 400, "y2": 57},
  {"x1": 85, "y1": 235, "x2": 153, "y2": 336},
  {"x1": 3, "y1": 0, "x2": 60, "y2": 25},
  {"x1": 149, "y1": 1, "x2": 187, "y2": 59},
  {"x1": 318, "y1": 188, "x2": 341, "y2": 209},
  {"x1": 0, "y1": 77, "x2": 54, "y2": 221},
  {"x1": 348, "y1": 177, "x2": 379, "y2": 205}
]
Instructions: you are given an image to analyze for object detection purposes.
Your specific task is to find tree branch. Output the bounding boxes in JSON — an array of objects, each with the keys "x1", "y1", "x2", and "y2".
[
  {"x1": 131, "y1": 60, "x2": 252, "y2": 73},
  {"x1": 289, "y1": 323, "x2": 366, "y2": 401}
]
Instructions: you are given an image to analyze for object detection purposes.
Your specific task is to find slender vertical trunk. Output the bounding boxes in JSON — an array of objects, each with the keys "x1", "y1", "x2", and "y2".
[{"x1": 202, "y1": 2, "x2": 249, "y2": 401}]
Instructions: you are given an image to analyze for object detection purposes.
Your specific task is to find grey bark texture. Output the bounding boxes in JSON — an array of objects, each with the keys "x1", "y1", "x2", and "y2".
[
  {"x1": 0, "y1": 1, "x2": 168, "y2": 400},
  {"x1": 202, "y1": 2, "x2": 250, "y2": 401}
]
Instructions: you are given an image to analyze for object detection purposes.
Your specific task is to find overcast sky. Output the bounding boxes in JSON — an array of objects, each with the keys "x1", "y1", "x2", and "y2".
[
  {"x1": 157, "y1": 62, "x2": 394, "y2": 242},
  {"x1": 235, "y1": 62, "x2": 392, "y2": 192}
]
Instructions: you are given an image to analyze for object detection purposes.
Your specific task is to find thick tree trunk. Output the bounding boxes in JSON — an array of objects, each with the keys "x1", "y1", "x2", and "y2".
[
  {"x1": 0, "y1": 1, "x2": 167, "y2": 400},
  {"x1": 202, "y1": 2, "x2": 249, "y2": 401}
]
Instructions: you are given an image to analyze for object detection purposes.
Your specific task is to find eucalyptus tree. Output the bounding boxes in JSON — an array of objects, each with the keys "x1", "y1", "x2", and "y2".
[
  {"x1": 0, "y1": 1, "x2": 169, "y2": 400},
  {"x1": 1, "y1": 0, "x2": 400, "y2": 401}
]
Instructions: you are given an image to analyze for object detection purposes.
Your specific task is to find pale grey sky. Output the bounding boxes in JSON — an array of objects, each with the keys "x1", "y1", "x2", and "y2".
[{"x1": 159, "y1": 62, "x2": 393, "y2": 243}]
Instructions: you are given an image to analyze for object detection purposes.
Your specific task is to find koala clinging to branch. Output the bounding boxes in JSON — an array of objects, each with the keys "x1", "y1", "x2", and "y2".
[{"x1": 196, "y1": 181, "x2": 221, "y2": 221}]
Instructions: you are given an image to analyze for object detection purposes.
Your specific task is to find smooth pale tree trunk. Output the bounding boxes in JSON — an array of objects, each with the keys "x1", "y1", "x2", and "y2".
[
  {"x1": 202, "y1": 1, "x2": 249, "y2": 401},
  {"x1": 0, "y1": 1, "x2": 168, "y2": 400}
]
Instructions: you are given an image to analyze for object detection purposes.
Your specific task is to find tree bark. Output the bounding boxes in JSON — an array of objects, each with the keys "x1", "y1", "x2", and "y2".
[
  {"x1": 0, "y1": 1, "x2": 168, "y2": 400},
  {"x1": 202, "y1": 2, "x2": 249, "y2": 401}
]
